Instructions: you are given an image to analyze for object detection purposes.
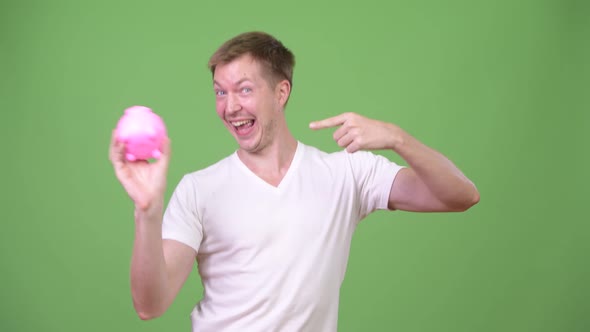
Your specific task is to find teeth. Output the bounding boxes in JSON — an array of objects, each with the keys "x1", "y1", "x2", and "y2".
[{"x1": 232, "y1": 120, "x2": 252, "y2": 127}]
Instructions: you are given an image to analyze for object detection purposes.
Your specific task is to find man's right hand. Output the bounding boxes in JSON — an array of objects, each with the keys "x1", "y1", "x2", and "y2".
[{"x1": 109, "y1": 130, "x2": 171, "y2": 214}]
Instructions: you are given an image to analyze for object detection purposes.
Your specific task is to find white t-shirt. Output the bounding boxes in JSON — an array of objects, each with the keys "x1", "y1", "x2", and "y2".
[{"x1": 162, "y1": 142, "x2": 404, "y2": 332}]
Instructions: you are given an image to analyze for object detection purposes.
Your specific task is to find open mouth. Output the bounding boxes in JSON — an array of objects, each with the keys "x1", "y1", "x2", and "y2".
[{"x1": 231, "y1": 119, "x2": 255, "y2": 135}]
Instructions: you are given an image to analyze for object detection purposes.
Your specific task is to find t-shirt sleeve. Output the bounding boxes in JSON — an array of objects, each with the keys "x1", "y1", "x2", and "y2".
[
  {"x1": 347, "y1": 151, "x2": 405, "y2": 219},
  {"x1": 162, "y1": 175, "x2": 203, "y2": 253}
]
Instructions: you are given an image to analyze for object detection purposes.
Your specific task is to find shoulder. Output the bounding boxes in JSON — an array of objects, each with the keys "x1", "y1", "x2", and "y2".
[
  {"x1": 185, "y1": 153, "x2": 235, "y2": 179},
  {"x1": 299, "y1": 142, "x2": 347, "y2": 164},
  {"x1": 300, "y1": 143, "x2": 404, "y2": 186},
  {"x1": 300, "y1": 142, "x2": 384, "y2": 167},
  {"x1": 174, "y1": 153, "x2": 236, "y2": 192}
]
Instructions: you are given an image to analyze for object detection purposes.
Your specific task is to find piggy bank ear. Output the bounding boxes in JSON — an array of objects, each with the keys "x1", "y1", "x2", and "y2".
[{"x1": 125, "y1": 105, "x2": 152, "y2": 115}]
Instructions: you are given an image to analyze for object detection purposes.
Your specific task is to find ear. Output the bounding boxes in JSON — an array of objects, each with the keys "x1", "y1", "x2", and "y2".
[{"x1": 276, "y1": 80, "x2": 291, "y2": 108}]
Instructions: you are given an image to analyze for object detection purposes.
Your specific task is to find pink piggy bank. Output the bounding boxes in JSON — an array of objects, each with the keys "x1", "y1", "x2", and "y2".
[{"x1": 115, "y1": 106, "x2": 167, "y2": 161}]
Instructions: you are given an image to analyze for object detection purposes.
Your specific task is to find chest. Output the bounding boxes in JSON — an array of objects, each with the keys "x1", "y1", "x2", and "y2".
[{"x1": 197, "y1": 169, "x2": 358, "y2": 256}]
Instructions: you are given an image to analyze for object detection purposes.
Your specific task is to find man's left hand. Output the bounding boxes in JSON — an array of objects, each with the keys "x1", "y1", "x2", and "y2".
[{"x1": 310, "y1": 112, "x2": 401, "y2": 153}]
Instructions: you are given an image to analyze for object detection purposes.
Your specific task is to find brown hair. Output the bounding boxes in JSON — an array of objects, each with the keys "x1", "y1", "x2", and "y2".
[{"x1": 208, "y1": 31, "x2": 295, "y2": 89}]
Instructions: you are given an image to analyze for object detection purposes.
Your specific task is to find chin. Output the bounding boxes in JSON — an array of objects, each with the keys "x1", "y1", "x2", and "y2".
[
  {"x1": 233, "y1": 127, "x2": 263, "y2": 153},
  {"x1": 234, "y1": 135, "x2": 258, "y2": 152}
]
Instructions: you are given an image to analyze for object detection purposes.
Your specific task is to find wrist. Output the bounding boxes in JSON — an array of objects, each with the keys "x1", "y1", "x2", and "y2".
[
  {"x1": 134, "y1": 199, "x2": 164, "y2": 224},
  {"x1": 387, "y1": 123, "x2": 406, "y2": 151}
]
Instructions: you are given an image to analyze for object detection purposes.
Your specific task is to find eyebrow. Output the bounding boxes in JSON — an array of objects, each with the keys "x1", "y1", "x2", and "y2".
[{"x1": 213, "y1": 78, "x2": 252, "y2": 87}]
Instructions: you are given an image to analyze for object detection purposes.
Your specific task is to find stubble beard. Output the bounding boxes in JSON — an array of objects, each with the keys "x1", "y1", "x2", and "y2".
[{"x1": 243, "y1": 116, "x2": 277, "y2": 155}]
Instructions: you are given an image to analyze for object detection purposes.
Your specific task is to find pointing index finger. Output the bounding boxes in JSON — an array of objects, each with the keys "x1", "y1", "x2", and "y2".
[{"x1": 309, "y1": 113, "x2": 348, "y2": 130}]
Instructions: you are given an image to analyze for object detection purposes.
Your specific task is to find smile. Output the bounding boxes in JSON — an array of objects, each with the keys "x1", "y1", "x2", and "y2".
[
  {"x1": 231, "y1": 120, "x2": 254, "y2": 128},
  {"x1": 230, "y1": 119, "x2": 256, "y2": 136}
]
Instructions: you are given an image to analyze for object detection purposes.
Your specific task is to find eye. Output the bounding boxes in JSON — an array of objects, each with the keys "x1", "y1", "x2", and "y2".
[
  {"x1": 241, "y1": 87, "x2": 252, "y2": 94},
  {"x1": 215, "y1": 90, "x2": 226, "y2": 96}
]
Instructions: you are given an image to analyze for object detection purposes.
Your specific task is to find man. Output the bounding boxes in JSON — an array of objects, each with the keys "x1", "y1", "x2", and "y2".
[{"x1": 109, "y1": 31, "x2": 479, "y2": 331}]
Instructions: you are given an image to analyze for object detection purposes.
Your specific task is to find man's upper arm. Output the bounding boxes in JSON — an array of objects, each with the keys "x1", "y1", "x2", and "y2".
[
  {"x1": 388, "y1": 168, "x2": 450, "y2": 212},
  {"x1": 162, "y1": 239, "x2": 197, "y2": 307}
]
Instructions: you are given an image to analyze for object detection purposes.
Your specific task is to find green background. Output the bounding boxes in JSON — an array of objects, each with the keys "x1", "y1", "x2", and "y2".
[{"x1": 2, "y1": 0, "x2": 589, "y2": 331}]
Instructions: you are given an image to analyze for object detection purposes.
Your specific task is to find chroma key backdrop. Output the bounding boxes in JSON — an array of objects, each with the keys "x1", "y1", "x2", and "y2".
[{"x1": 2, "y1": 0, "x2": 588, "y2": 331}]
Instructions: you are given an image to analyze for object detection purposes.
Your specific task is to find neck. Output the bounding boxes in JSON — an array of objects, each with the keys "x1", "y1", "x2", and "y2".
[
  {"x1": 238, "y1": 133, "x2": 298, "y2": 173},
  {"x1": 236, "y1": 127, "x2": 298, "y2": 187}
]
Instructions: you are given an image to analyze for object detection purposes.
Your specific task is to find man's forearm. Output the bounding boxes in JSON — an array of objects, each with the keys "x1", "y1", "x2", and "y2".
[{"x1": 130, "y1": 203, "x2": 169, "y2": 320}]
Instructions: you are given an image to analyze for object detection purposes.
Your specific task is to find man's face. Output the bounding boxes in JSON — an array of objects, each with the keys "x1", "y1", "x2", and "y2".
[{"x1": 213, "y1": 54, "x2": 284, "y2": 154}]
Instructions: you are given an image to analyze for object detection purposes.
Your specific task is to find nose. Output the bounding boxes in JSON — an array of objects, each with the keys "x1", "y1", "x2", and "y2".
[{"x1": 227, "y1": 93, "x2": 242, "y2": 114}]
